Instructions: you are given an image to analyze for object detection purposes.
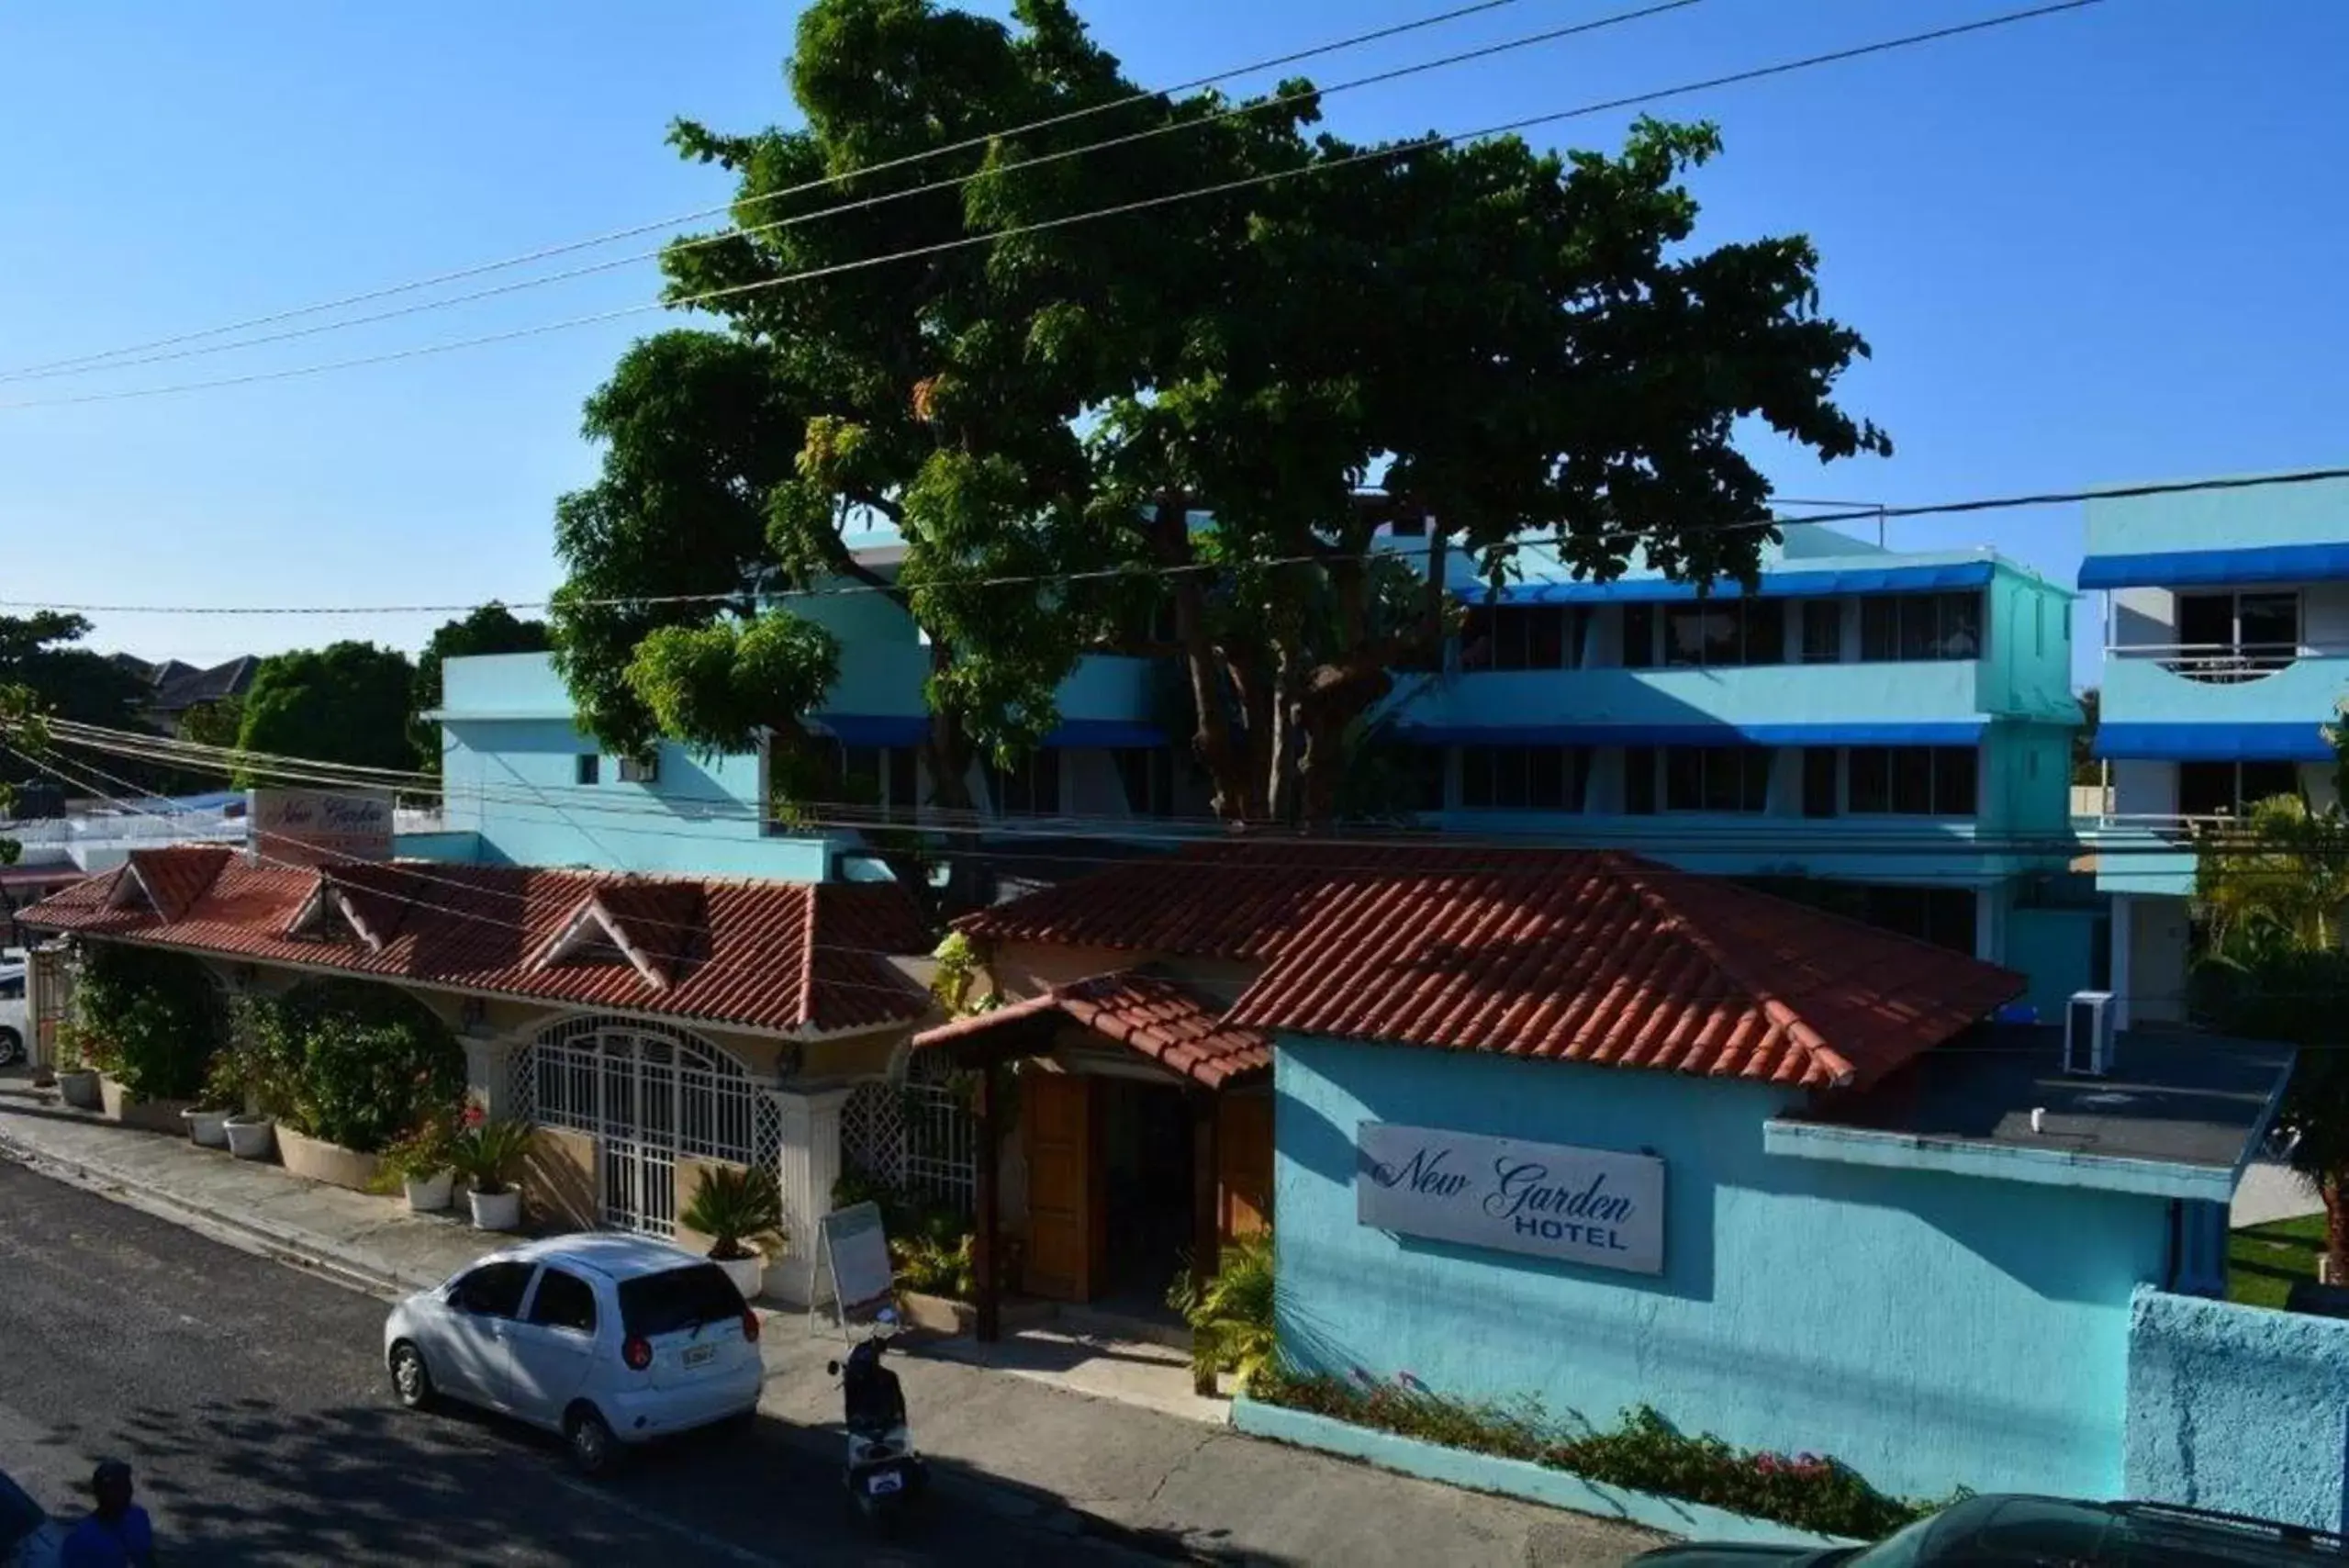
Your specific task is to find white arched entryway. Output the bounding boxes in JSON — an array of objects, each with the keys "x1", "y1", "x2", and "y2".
[{"x1": 510, "y1": 1014, "x2": 781, "y2": 1236}]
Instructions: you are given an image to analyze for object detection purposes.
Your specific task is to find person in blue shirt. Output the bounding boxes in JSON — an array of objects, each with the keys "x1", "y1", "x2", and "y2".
[{"x1": 60, "y1": 1459, "x2": 154, "y2": 1568}]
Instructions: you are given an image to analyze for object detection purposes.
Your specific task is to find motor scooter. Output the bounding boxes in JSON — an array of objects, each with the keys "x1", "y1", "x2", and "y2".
[{"x1": 826, "y1": 1307, "x2": 928, "y2": 1528}]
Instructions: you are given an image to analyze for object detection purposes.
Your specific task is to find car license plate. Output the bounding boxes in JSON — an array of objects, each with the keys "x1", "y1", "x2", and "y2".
[
  {"x1": 683, "y1": 1343, "x2": 716, "y2": 1368},
  {"x1": 867, "y1": 1471, "x2": 903, "y2": 1497}
]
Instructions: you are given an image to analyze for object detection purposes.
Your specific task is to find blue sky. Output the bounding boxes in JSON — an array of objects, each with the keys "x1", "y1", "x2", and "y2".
[{"x1": 2, "y1": 0, "x2": 2343, "y2": 689}]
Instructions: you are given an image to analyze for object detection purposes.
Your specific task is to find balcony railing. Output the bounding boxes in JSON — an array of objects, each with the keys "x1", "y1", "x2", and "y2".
[{"x1": 2106, "y1": 641, "x2": 2349, "y2": 686}]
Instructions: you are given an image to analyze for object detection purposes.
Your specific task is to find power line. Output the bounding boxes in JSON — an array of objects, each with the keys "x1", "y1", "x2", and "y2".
[
  {"x1": 0, "y1": 0, "x2": 2102, "y2": 414},
  {"x1": 0, "y1": 0, "x2": 1556, "y2": 381},
  {"x1": 0, "y1": 1, "x2": 1707, "y2": 387}
]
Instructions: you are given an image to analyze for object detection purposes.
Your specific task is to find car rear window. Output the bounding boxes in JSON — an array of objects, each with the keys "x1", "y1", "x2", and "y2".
[
  {"x1": 0, "y1": 1467, "x2": 47, "y2": 1553},
  {"x1": 619, "y1": 1263, "x2": 744, "y2": 1338}
]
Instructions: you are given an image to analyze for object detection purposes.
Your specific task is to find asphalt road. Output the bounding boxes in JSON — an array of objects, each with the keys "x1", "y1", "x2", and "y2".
[{"x1": 0, "y1": 1159, "x2": 1161, "y2": 1567}]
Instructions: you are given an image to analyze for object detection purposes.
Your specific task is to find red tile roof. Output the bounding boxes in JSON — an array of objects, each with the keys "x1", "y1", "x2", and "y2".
[
  {"x1": 19, "y1": 847, "x2": 934, "y2": 1037},
  {"x1": 914, "y1": 969, "x2": 1270, "y2": 1089},
  {"x1": 961, "y1": 841, "x2": 2024, "y2": 1091}
]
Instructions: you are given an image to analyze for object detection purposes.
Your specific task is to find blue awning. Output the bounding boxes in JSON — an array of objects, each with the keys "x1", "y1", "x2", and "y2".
[
  {"x1": 1393, "y1": 720, "x2": 1988, "y2": 746},
  {"x1": 1466, "y1": 560, "x2": 1997, "y2": 605},
  {"x1": 2093, "y1": 722, "x2": 2335, "y2": 762},
  {"x1": 1042, "y1": 720, "x2": 1167, "y2": 749},
  {"x1": 2077, "y1": 543, "x2": 2349, "y2": 590},
  {"x1": 815, "y1": 714, "x2": 930, "y2": 747}
]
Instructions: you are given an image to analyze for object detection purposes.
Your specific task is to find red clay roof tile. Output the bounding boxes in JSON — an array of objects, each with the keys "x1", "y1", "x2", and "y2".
[
  {"x1": 20, "y1": 855, "x2": 934, "y2": 1037},
  {"x1": 914, "y1": 969, "x2": 1270, "y2": 1089}
]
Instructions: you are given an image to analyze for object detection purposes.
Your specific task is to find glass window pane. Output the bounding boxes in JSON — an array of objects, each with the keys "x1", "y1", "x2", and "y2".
[
  {"x1": 1527, "y1": 608, "x2": 1567, "y2": 670},
  {"x1": 1932, "y1": 748, "x2": 1979, "y2": 815},
  {"x1": 1412, "y1": 748, "x2": 1448, "y2": 813},
  {"x1": 1800, "y1": 599, "x2": 1843, "y2": 663},
  {"x1": 527, "y1": 1269, "x2": 599, "y2": 1334},
  {"x1": 1938, "y1": 593, "x2": 1983, "y2": 659},
  {"x1": 1849, "y1": 747, "x2": 1892, "y2": 812},
  {"x1": 2239, "y1": 593, "x2": 2300, "y2": 663},
  {"x1": 1664, "y1": 748, "x2": 1706, "y2": 811},
  {"x1": 1527, "y1": 747, "x2": 1565, "y2": 811},
  {"x1": 2176, "y1": 593, "x2": 2233, "y2": 651},
  {"x1": 1665, "y1": 605, "x2": 1724, "y2": 666},
  {"x1": 1739, "y1": 747, "x2": 1774, "y2": 812},
  {"x1": 1623, "y1": 747, "x2": 1657, "y2": 813},
  {"x1": 454, "y1": 1261, "x2": 534, "y2": 1319},
  {"x1": 889, "y1": 747, "x2": 921, "y2": 816},
  {"x1": 1701, "y1": 749, "x2": 1743, "y2": 813},
  {"x1": 1803, "y1": 749, "x2": 1840, "y2": 818},
  {"x1": 1743, "y1": 601, "x2": 1785, "y2": 666},
  {"x1": 1493, "y1": 747, "x2": 1531, "y2": 811},
  {"x1": 2176, "y1": 762, "x2": 2235, "y2": 819},
  {"x1": 1622, "y1": 605, "x2": 1656, "y2": 668},
  {"x1": 1860, "y1": 599, "x2": 1899, "y2": 661},
  {"x1": 2239, "y1": 761, "x2": 2302, "y2": 809},
  {"x1": 1493, "y1": 606, "x2": 1529, "y2": 671},
  {"x1": 1461, "y1": 748, "x2": 1495, "y2": 810},
  {"x1": 1032, "y1": 755, "x2": 1061, "y2": 815},
  {"x1": 1892, "y1": 747, "x2": 1934, "y2": 813},
  {"x1": 1460, "y1": 605, "x2": 1495, "y2": 668},
  {"x1": 1899, "y1": 597, "x2": 1941, "y2": 661}
]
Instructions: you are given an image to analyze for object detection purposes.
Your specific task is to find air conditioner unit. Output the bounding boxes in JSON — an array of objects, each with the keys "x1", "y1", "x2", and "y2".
[{"x1": 2064, "y1": 991, "x2": 2116, "y2": 1077}]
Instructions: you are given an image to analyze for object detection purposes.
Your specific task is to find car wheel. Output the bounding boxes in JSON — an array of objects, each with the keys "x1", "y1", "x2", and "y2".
[
  {"x1": 387, "y1": 1342, "x2": 435, "y2": 1411},
  {"x1": 565, "y1": 1406, "x2": 619, "y2": 1478},
  {"x1": 0, "y1": 1029, "x2": 22, "y2": 1069}
]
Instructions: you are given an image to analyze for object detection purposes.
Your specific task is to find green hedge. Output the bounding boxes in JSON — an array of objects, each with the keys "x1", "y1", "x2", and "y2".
[
  {"x1": 244, "y1": 980, "x2": 464, "y2": 1155},
  {"x1": 73, "y1": 945, "x2": 228, "y2": 1100}
]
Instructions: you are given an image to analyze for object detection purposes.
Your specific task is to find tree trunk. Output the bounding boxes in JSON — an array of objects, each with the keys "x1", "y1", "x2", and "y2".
[
  {"x1": 2328, "y1": 1175, "x2": 2349, "y2": 1286},
  {"x1": 1155, "y1": 500, "x2": 1253, "y2": 821}
]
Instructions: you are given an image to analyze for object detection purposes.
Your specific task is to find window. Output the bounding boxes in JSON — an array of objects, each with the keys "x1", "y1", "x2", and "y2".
[
  {"x1": 526, "y1": 1268, "x2": 598, "y2": 1335},
  {"x1": 1797, "y1": 599, "x2": 1842, "y2": 664},
  {"x1": 1621, "y1": 605, "x2": 1657, "y2": 669},
  {"x1": 2178, "y1": 760, "x2": 2302, "y2": 819},
  {"x1": 1113, "y1": 747, "x2": 1177, "y2": 819},
  {"x1": 1460, "y1": 746, "x2": 1589, "y2": 812},
  {"x1": 842, "y1": 745, "x2": 921, "y2": 822},
  {"x1": 1858, "y1": 593, "x2": 1982, "y2": 662},
  {"x1": 1662, "y1": 746, "x2": 1772, "y2": 812},
  {"x1": 2034, "y1": 600, "x2": 2045, "y2": 656},
  {"x1": 1846, "y1": 746, "x2": 1977, "y2": 815},
  {"x1": 451, "y1": 1260, "x2": 534, "y2": 1319},
  {"x1": 1467, "y1": 604, "x2": 1586, "y2": 671},
  {"x1": 620, "y1": 1263, "x2": 749, "y2": 1337},
  {"x1": 1865, "y1": 886, "x2": 1978, "y2": 955},
  {"x1": 618, "y1": 753, "x2": 659, "y2": 784},
  {"x1": 1622, "y1": 746, "x2": 1657, "y2": 814},
  {"x1": 986, "y1": 751, "x2": 1061, "y2": 817},
  {"x1": 2176, "y1": 590, "x2": 2299, "y2": 675},
  {"x1": 1406, "y1": 747, "x2": 1448, "y2": 813},
  {"x1": 575, "y1": 755, "x2": 600, "y2": 786},
  {"x1": 1802, "y1": 748, "x2": 1840, "y2": 818},
  {"x1": 1663, "y1": 600, "x2": 1783, "y2": 666}
]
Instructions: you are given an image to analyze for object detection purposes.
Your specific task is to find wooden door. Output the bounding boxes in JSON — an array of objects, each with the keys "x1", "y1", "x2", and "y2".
[
  {"x1": 1218, "y1": 1092, "x2": 1274, "y2": 1240},
  {"x1": 1023, "y1": 1072, "x2": 1103, "y2": 1302}
]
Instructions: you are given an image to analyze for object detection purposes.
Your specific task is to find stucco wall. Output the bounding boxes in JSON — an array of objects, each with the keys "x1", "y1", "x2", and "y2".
[
  {"x1": 1276, "y1": 1037, "x2": 2176, "y2": 1502},
  {"x1": 2007, "y1": 903, "x2": 2102, "y2": 1019},
  {"x1": 2128, "y1": 1287, "x2": 2349, "y2": 1529},
  {"x1": 527, "y1": 1126, "x2": 598, "y2": 1229}
]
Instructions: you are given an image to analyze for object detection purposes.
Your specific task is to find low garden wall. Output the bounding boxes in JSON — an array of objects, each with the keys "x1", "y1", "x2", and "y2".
[
  {"x1": 2127, "y1": 1284, "x2": 2349, "y2": 1529},
  {"x1": 276, "y1": 1126, "x2": 382, "y2": 1192}
]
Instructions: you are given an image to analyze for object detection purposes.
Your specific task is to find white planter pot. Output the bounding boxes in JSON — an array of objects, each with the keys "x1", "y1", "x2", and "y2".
[
  {"x1": 224, "y1": 1115, "x2": 276, "y2": 1161},
  {"x1": 715, "y1": 1252, "x2": 766, "y2": 1301},
  {"x1": 58, "y1": 1069, "x2": 102, "y2": 1111},
  {"x1": 184, "y1": 1108, "x2": 231, "y2": 1148},
  {"x1": 468, "y1": 1187, "x2": 522, "y2": 1232},
  {"x1": 403, "y1": 1170, "x2": 454, "y2": 1213}
]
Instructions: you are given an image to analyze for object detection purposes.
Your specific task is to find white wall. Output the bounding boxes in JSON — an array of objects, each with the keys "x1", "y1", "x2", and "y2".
[{"x1": 2128, "y1": 895, "x2": 2192, "y2": 1025}]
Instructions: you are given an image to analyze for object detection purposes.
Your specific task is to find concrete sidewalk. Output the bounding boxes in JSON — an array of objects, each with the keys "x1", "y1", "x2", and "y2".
[{"x1": 0, "y1": 1081, "x2": 1655, "y2": 1567}]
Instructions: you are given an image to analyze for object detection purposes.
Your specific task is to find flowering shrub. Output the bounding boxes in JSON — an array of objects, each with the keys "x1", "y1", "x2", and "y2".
[{"x1": 1254, "y1": 1369, "x2": 1952, "y2": 1540}]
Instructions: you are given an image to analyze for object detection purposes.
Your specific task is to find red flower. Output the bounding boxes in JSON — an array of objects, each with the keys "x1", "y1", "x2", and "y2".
[{"x1": 462, "y1": 1104, "x2": 486, "y2": 1128}]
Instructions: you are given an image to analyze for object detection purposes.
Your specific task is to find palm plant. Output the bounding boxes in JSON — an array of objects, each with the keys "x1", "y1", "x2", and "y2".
[
  {"x1": 450, "y1": 1115, "x2": 535, "y2": 1197},
  {"x1": 679, "y1": 1166, "x2": 786, "y2": 1262},
  {"x1": 1171, "y1": 1230, "x2": 1279, "y2": 1394},
  {"x1": 2197, "y1": 794, "x2": 2349, "y2": 957}
]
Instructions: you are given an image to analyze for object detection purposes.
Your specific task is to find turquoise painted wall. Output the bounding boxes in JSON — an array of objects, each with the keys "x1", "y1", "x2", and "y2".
[
  {"x1": 2006, "y1": 903, "x2": 2102, "y2": 1018},
  {"x1": 2086, "y1": 473, "x2": 2349, "y2": 557},
  {"x1": 1983, "y1": 567, "x2": 2080, "y2": 722},
  {"x1": 1276, "y1": 1038, "x2": 2176, "y2": 1501},
  {"x1": 2103, "y1": 649, "x2": 2349, "y2": 728},
  {"x1": 2127, "y1": 1286, "x2": 2349, "y2": 1530}
]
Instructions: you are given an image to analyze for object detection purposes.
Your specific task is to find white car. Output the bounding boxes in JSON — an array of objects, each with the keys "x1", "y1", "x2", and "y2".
[
  {"x1": 383, "y1": 1233, "x2": 766, "y2": 1474},
  {"x1": 0, "y1": 960, "x2": 28, "y2": 1070}
]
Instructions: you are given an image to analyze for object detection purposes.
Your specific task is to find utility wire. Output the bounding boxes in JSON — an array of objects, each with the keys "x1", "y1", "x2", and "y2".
[
  {"x1": 0, "y1": 0, "x2": 2102, "y2": 414},
  {"x1": 0, "y1": 1, "x2": 1706, "y2": 386},
  {"x1": 0, "y1": 0, "x2": 1557, "y2": 381}
]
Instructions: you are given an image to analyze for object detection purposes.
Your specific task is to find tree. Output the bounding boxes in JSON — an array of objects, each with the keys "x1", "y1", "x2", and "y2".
[
  {"x1": 2072, "y1": 687, "x2": 2100, "y2": 787},
  {"x1": 551, "y1": 0, "x2": 1888, "y2": 830},
  {"x1": 410, "y1": 603, "x2": 551, "y2": 770},
  {"x1": 237, "y1": 643, "x2": 418, "y2": 779},
  {"x1": 0, "y1": 612, "x2": 149, "y2": 732},
  {"x1": 180, "y1": 697, "x2": 244, "y2": 753},
  {"x1": 0, "y1": 684, "x2": 50, "y2": 867}
]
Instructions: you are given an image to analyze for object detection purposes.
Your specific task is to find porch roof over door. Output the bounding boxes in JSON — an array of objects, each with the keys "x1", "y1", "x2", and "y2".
[{"x1": 913, "y1": 968, "x2": 1270, "y2": 1090}]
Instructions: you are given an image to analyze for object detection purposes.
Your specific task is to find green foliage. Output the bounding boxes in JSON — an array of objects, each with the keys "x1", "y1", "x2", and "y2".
[
  {"x1": 72, "y1": 944, "x2": 228, "y2": 1101},
  {"x1": 2230, "y1": 1212, "x2": 2325, "y2": 1311},
  {"x1": 0, "y1": 613, "x2": 150, "y2": 732},
  {"x1": 681, "y1": 1165, "x2": 787, "y2": 1260},
  {"x1": 369, "y1": 1103, "x2": 467, "y2": 1191},
  {"x1": 2072, "y1": 687, "x2": 2100, "y2": 787},
  {"x1": 929, "y1": 931, "x2": 996, "y2": 1016},
  {"x1": 238, "y1": 642, "x2": 418, "y2": 778},
  {"x1": 831, "y1": 1170, "x2": 986, "y2": 1300},
  {"x1": 1168, "y1": 1229, "x2": 1277, "y2": 1391},
  {"x1": 1254, "y1": 1371, "x2": 1951, "y2": 1540},
  {"x1": 452, "y1": 1114, "x2": 537, "y2": 1197},
  {"x1": 239, "y1": 981, "x2": 465, "y2": 1154},
  {"x1": 411, "y1": 603, "x2": 550, "y2": 771},
  {"x1": 624, "y1": 613, "x2": 839, "y2": 757},
  {"x1": 2197, "y1": 793, "x2": 2349, "y2": 956},
  {"x1": 179, "y1": 697, "x2": 244, "y2": 752}
]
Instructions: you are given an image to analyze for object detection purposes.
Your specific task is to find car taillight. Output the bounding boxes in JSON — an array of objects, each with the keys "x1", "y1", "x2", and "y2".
[
  {"x1": 741, "y1": 1307, "x2": 761, "y2": 1344},
  {"x1": 622, "y1": 1336, "x2": 652, "y2": 1372}
]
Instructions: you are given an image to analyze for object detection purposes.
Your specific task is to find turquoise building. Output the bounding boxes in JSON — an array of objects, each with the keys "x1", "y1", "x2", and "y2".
[
  {"x1": 2079, "y1": 472, "x2": 2349, "y2": 1025},
  {"x1": 1388, "y1": 523, "x2": 2092, "y2": 1016}
]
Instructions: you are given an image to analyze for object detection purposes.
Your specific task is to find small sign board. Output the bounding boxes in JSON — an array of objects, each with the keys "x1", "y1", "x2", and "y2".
[
  {"x1": 808, "y1": 1200, "x2": 895, "y2": 1338},
  {"x1": 249, "y1": 789, "x2": 393, "y2": 868},
  {"x1": 1357, "y1": 1121, "x2": 1665, "y2": 1275}
]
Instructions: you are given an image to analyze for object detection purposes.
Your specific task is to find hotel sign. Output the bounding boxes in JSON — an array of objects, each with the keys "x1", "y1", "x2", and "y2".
[
  {"x1": 1357, "y1": 1122, "x2": 1665, "y2": 1275},
  {"x1": 249, "y1": 789, "x2": 394, "y2": 868}
]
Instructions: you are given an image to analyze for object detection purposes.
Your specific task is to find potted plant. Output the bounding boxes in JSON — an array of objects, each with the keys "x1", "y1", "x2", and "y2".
[
  {"x1": 680, "y1": 1165, "x2": 786, "y2": 1300},
  {"x1": 372, "y1": 1107, "x2": 461, "y2": 1213},
  {"x1": 452, "y1": 1112, "x2": 534, "y2": 1231},
  {"x1": 53, "y1": 1022, "x2": 102, "y2": 1111}
]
